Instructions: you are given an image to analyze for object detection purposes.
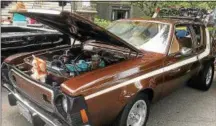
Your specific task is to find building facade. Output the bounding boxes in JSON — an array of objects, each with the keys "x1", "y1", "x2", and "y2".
[{"x1": 95, "y1": 2, "x2": 144, "y2": 21}]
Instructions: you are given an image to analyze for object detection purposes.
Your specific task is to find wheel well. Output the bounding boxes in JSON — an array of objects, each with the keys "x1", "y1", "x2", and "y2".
[
  {"x1": 139, "y1": 88, "x2": 154, "y2": 102},
  {"x1": 113, "y1": 88, "x2": 154, "y2": 125},
  {"x1": 208, "y1": 57, "x2": 214, "y2": 63},
  {"x1": 209, "y1": 57, "x2": 215, "y2": 63},
  {"x1": 201, "y1": 57, "x2": 215, "y2": 68}
]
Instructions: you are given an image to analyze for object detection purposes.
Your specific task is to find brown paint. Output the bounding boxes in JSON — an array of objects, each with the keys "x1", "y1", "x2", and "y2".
[
  {"x1": 3, "y1": 12, "x2": 215, "y2": 126},
  {"x1": 11, "y1": 71, "x2": 55, "y2": 112}
]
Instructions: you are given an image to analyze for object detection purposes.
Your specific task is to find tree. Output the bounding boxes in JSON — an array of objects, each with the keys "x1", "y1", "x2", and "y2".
[
  {"x1": 131, "y1": 1, "x2": 158, "y2": 17},
  {"x1": 207, "y1": 2, "x2": 216, "y2": 10},
  {"x1": 132, "y1": 1, "x2": 216, "y2": 17}
]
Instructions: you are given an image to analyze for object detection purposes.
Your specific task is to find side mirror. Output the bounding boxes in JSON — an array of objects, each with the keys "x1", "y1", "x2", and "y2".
[{"x1": 180, "y1": 47, "x2": 192, "y2": 56}]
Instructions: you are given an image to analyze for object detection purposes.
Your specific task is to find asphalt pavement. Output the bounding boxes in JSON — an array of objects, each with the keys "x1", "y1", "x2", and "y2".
[{"x1": 1, "y1": 75, "x2": 216, "y2": 126}]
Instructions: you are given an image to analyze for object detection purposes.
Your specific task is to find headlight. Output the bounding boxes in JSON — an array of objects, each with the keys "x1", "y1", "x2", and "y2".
[
  {"x1": 62, "y1": 96, "x2": 68, "y2": 112},
  {"x1": 55, "y1": 94, "x2": 91, "y2": 125},
  {"x1": 54, "y1": 94, "x2": 69, "y2": 118}
]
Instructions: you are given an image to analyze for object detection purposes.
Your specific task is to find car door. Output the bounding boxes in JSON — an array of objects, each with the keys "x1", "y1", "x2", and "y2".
[{"x1": 161, "y1": 24, "x2": 201, "y2": 97}]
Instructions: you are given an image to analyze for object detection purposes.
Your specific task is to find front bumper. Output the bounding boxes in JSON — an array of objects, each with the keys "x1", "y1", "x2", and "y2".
[{"x1": 4, "y1": 83, "x2": 67, "y2": 126}]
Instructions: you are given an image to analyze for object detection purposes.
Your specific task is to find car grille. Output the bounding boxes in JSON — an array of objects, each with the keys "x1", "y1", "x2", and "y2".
[{"x1": 9, "y1": 69, "x2": 55, "y2": 113}]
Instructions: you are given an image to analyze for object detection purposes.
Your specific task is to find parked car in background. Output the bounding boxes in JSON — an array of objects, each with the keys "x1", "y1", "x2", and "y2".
[
  {"x1": 2, "y1": 9, "x2": 216, "y2": 126},
  {"x1": 1, "y1": 25, "x2": 70, "y2": 62}
]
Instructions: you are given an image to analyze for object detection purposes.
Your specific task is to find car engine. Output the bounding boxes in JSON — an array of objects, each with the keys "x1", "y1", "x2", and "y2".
[
  {"x1": 46, "y1": 49, "x2": 110, "y2": 78},
  {"x1": 19, "y1": 45, "x2": 127, "y2": 85}
]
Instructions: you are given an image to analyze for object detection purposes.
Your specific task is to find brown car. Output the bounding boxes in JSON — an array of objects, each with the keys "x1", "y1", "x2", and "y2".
[{"x1": 2, "y1": 9, "x2": 216, "y2": 126}]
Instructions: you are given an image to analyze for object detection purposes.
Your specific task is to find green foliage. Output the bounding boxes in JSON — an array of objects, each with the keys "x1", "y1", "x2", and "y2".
[
  {"x1": 209, "y1": 27, "x2": 216, "y2": 37},
  {"x1": 208, "y1": 27, "x2": 214, "y2": 31},
  {"x1": 131, "y1": 2, "x2": 157, "y2": 17},
  {"x1": 132, "y1": 1, "x2": 216, "y2": 17},
  {"x1": 94, "y1": 17, "x2": 111, "y2": 28},
  {"x1": 158, "y1": 1, "x2": 216, "y2": 10}
]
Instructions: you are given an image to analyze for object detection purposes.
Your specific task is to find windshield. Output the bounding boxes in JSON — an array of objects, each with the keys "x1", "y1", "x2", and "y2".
[{"x1": 107, "y1": 20, "x2": 171, "y2": 54}]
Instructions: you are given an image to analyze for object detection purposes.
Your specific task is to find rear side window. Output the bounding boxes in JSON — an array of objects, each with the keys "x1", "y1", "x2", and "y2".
[
  {"x1": 175, "y1": 25, "x2": 193, "y2": 49},
  {"x1": 169, "y1": 25, "x2": 193, "y2": 54}
]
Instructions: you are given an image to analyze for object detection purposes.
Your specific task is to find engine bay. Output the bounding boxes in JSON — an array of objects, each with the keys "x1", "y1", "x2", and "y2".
[
  {"x1": 17, "y1": 44, "x2": 129, "y2": 85},
  {"x1": 47, "y1": 49, "x2": 107, "y2": 77}
]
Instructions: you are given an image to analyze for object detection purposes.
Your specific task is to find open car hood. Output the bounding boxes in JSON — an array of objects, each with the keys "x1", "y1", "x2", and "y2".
[{"x1": 10, "y1": 9, "x2": 140, "y2": 53}]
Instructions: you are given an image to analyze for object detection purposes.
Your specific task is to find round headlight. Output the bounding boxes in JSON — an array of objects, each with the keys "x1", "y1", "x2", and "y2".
[{"x1": 62, "y1": 96, "x2": 68, "y2": 112}]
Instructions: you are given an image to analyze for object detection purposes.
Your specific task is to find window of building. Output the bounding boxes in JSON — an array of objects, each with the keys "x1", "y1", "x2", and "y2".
[{"x1": 111, "y1": 6, "x2": 130, "y2": 20}]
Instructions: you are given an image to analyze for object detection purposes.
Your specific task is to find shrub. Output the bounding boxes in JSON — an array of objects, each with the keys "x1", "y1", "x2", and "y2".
[
  {"x1": 94, "y1": 17, "x2": 111, "y2": 28},
  {"x1": 208, "y1": 27, "x2": 216, "y2": 37}
]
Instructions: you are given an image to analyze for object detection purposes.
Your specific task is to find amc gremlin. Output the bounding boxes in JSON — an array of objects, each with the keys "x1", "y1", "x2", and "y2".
[{"x1": 2, "y1": 9, "x2": 216, "y2": 126}]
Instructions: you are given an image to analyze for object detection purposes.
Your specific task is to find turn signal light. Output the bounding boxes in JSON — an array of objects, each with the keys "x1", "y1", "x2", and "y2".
[{"x1": 80, "y1": 109, "x2": 88, "y2": 123}]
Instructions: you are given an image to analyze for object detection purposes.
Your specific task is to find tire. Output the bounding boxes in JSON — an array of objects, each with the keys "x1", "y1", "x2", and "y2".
[
  {"x1": 117, "y1": 94, "x2": 150, "y2": 126},
  {"x1": 189, "y1": 62, "x2": 214, "y2": 91}
]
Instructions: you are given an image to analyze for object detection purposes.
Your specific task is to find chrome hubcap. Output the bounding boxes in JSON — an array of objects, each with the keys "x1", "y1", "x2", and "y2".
[
  {"x1": 127, "y1": 100, "x2": 147, "y2": 126},
  {"x1": 206, "y1": 67, "x2": 213, "y2": 85}
]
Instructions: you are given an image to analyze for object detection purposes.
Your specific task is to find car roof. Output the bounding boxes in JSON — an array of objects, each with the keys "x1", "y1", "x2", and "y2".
[{"x1": 119, "y1": 17, "x2": 204, "y2": 26}]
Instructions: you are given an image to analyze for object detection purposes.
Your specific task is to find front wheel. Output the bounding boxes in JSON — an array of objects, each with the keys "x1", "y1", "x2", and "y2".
[{"x1": 118, "y1": 94, "x2": 150, "y2": 126}]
